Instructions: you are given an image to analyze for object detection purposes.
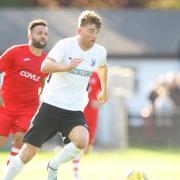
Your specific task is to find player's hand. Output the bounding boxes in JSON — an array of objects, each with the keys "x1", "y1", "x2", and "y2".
[
  {"x1": 91, "y1": 100, "x2": 100, "y2": 108},
  {"x1": 67, "y1": 58, "x2": 83, "y2": 71},
  {"x1": 0, "y1": 95, "x2": 4, "y2": 106},
  {"x1": 97, "y1": 90, "x2": 108, "y2": 104}
]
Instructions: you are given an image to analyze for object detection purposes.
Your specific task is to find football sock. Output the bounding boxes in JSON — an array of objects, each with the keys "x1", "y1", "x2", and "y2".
[
  {"x1": 3, "y1": 155, "x2": 24, "y2": 180},
  {"x1": 72, "y1": 154, "x2": 81, "y2": 179},
  {"x1": 7, "y1": 146, "x2": 21, "y2": 165},
  {"x1": 49, "y1": 142, "x2": 81, "y2": 169}
]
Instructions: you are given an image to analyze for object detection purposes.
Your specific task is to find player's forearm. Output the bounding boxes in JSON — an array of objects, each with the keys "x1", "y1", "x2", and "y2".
[
  {"x1": 97, "y1": 65, "x2": 108, "y2": 93},
  {"x1": 0, "y1": 93, "x2": 3, "y2": 106},
  {"x1": 41, "y1": 58, "x2": 71, "y2": 73}
]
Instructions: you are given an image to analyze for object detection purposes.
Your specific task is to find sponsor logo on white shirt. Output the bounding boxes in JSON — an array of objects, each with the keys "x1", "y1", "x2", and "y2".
[
  {"x1": 70, "y1": 68, "x2": 93, "y2": 77},
  {"x1": 89, "y1": 59, "x2": 96, "y2": 67}
]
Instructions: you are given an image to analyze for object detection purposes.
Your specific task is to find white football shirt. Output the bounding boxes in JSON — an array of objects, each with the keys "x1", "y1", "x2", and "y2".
[{"x1": 41, "y1": 36, "x2": 107, "y2": 111}]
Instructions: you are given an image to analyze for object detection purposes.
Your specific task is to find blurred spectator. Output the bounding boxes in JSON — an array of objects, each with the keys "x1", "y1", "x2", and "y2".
[
  {"x1": 154, "y1": 79, "x2": 175, "y2": 126},
  {"x1": 141, "y1": 72, "x2": 180, "y2": 129},
  {"x1": 140, "y1": 78, "x2": 160, "y2": 135},
  {"x1": 141, "y1": 76, "x2": 163, "y2": 127},
  {"x1": 169, "y1": 73, "x2": 180, "y2": 107},
  {"x1": 168, "y1": 73, "x2": 180, "y2": 126}
]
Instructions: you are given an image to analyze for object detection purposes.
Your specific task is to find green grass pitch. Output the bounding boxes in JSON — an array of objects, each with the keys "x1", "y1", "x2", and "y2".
[{"x1": 1, "y1": 147, "x2": 180, "y2": 179}]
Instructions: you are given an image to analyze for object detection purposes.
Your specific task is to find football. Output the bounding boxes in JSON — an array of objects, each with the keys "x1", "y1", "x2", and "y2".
[{"x1": 125, "y1": 170, "x2": 148, "y2": 180}]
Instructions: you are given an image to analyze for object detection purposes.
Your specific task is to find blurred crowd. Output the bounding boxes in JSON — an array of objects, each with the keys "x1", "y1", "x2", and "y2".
[{"x1": 141, "y1": 72, "x2": 180, "y2": 127}]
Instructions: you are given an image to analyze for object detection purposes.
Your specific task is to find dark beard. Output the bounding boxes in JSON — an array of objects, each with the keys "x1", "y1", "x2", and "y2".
[{"x1": 32, "y1": 39, "x2": 47, "y2": 49}]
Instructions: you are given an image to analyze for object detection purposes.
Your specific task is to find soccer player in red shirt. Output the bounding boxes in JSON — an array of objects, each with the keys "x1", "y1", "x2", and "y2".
[
  {"x1": 73, "y1": 72, "x2": 102, "y2": 180},
  {"x1": 0, "y1": 19, "x2": 48, "y2": 164}
]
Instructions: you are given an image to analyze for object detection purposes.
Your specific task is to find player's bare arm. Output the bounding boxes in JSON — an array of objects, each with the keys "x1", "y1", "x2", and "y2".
[
  {"x1": 41, "y1": 57, "x2": 83, "y2": 73},
  {"x1": 96, "y1": 64, "x2": 108, "y2": 103},
  {"x1": 0, "y1": 86, "x2": 3, "y2": 105}
]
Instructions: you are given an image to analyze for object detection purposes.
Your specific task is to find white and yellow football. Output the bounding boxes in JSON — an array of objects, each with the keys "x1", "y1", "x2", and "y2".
[{"x1": 125, "y1": 170, "x2": 148, "y2": 180}]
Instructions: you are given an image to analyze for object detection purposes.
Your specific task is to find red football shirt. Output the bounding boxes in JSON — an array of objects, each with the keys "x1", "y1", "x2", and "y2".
[{"x1": 0, "y1": 45, "x2": 47, "y2": 114}]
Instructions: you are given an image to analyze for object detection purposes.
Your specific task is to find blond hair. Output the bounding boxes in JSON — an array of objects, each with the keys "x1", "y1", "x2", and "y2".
[{"x1": 78, "y1": 10, "x2": 102, "y2": 29}]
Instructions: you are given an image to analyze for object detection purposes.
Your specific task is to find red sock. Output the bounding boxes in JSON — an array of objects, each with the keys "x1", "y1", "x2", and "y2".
[
  {"x1": 72, "y1": 156, "x2": 80, "y2": 179},
  {"x1": 7, "y1": 146, "x2": 21, "y2": 165}
]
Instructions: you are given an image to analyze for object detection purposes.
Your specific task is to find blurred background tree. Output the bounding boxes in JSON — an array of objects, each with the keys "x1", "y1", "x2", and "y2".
[
  {"x1": 146, "y1": 0, "x2": 180, "y2": 9},
  {"x1": 0, "y1": 0, "x2": 180, "y2": 9},
  {"x1": 0, "y1": 0, "x2": 33, "y2": 6}
]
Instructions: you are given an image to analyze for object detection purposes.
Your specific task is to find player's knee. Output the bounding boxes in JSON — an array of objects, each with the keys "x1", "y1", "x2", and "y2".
[
  {"x1": 74, "y1": 135, "x2": 89, "y2": 150},
  {"x1": 13, "y1": 133, "x2": 24, "y2": 148},
  {"x1": 69, "y1": 126, "x2": 89, "y2": 149},
  {"x1": 13, "y1": 138, "x2": 23, "y2": 148}
]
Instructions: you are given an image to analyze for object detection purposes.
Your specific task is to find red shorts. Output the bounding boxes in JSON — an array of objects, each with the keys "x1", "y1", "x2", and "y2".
[
  {"x1": 84, "y1": 106, "x2": 99, "y2": 145},
  {"x1": 0, "y1": 111, "x2": 34, "y2": 136}
]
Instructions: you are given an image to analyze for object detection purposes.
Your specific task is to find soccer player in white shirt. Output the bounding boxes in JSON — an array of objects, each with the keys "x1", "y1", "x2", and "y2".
[{"x1": 3, "y1": 10, "x2": 108, "y2": 180}]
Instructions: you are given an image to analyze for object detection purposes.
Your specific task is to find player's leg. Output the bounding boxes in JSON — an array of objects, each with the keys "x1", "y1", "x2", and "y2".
[
  {"x1": 69, "y1": 125, "x2": 89, "y2": 149},
  {"x1": 84, "y1": 106, "x2": 98, "y2": 154},
  {"x1": 48, "y1": 110, "x2": 89, "y2": 179},
  {"x1": 2, "y1": 115, "x2": 40, "y2": 180},
  {"x1": 7, "y1": 114, "x2": 34, "y2": 165},
  {"x1": 3, "y1": 103, "x2": 57, "y2": 180},
  {"x1": 12, "y1": 132, "x2": 23, "y2": 148},
  {"x1": 84, "y1": 115, "x2": 97, "y2": 154},
  {"x1": 48, "y1": 125, "x2": 89, "y2": 169},
  {"x1": 72, "y1": 107, "x2": 98, "y2": 179},
  {"x1": 48, "y1": 126, "x2": 89, "y2": 180},
  {"x1": 2, "y1": 143, "x2": 39, "y2": 180},
  {"x1": 6, "y1": 132, "x2": 23, "y2": 165},
  {"x1": 0, "y1": 111, "x2": 14, "y2": 147}
]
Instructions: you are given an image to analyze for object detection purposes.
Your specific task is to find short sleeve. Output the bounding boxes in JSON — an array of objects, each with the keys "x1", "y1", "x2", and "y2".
[
  {"x1": 0, "y1": 47, "x2": 14, "y2": 72},
  {"x1": 47, "y1": 40, "x2": 65, "y2": 63}
]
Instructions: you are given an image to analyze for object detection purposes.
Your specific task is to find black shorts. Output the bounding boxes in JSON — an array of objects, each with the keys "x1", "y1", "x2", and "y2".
[{"x1": 23, "y1": 102, "x2": 88, "y2": 148}]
